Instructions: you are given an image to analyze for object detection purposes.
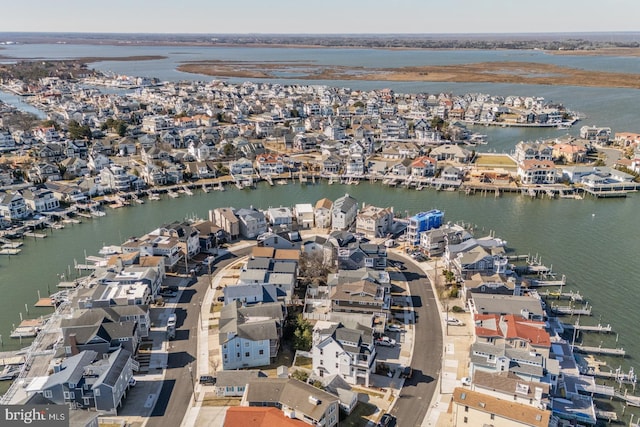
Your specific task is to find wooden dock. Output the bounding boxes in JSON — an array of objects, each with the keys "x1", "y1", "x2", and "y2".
[
  {"x1": 562, "y1": 323, "x2": 613, "y2": 333},
  {"x1": 10, "y1": 319, "x2": 45, "y2": 338},
  {"x1": 549, "y1": 304, "x2": 592, "y2": 316},
  {"x1": 24, "y1": 231, "x2": 47, "y2": 238},
  {"x1": 573, "y1": 344, "x2": 625, "y2": 357},
  {"x1": 33, "y1": 298, "x2": 54, "y2": 308},
  {"x1": 539, "y1": 290, "x2": 584, "y2": 302}
]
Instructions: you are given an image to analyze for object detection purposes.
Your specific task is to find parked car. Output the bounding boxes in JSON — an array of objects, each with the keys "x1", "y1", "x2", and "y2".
[
  {"x1": 167, "y1": 314, "x2": 176, "y2": 327},
  {"x1": 199, "y1": 375, "x2": 216, "y2": 385},
  {"x1": 400, "y1": 366, "x2": 413, "y2": 379},
  {"x1": 217, "y1": 295, "x2": 225, "y2": 302},
  {"x1": 376, "y1": 336, "x2": 396, "y2": 347},
  {"x1": 128, "y1": 377, "x2": 137, "y2": 387},
  {"x1": 160, "y1": 290, "x2": 177, "y2": 298},
  {"x1": 446, "y1": 317, "x2": 463, "y2": 326},
  {"x1": 461, "y1": 376, "x2": 471, "y2": 386},
  {"x1": 378, "y1": 413, "x2": 396, "y2": 427},
  {"x1": 385, "y1": 324, "x2": 404, "y2": 333}
]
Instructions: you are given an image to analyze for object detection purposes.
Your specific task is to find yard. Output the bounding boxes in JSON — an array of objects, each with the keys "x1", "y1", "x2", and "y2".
[
  {"x1": 340, "y1": 402, "x2": 379, "y2": 427},
  {"x1": 475, "y1": 154, "x2": 517, "y2": 168}
]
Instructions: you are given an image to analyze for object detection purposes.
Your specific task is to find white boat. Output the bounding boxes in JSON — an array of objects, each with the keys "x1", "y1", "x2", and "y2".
[
  {"x1": 90, "y1": 210, "x2": 106, "y2": 217},
  {"x1": 167, "y1": 190, "x2": 179, "y2": 198},
  {"x1": 148, "y1": 193, "x2": 161, "y2": 201}
]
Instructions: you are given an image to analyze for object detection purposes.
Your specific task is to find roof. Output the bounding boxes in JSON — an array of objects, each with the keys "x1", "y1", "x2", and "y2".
[
  {"x1": 224, "y1": 407, "x2": 307, "y2": 427},
  {"x1": 252, "y1": 247, "x2": 275, "y2": 258},
  {"x1": 452, "y1": 387, "x2": 550, "y2": 426},
  {"x1": 245, "y1": 378, "x2": 338, "y2": 423},
  {"x1": 315, "y1": 198, "x2": 333, "y2": 210},
  {"x1": 92, "y1": 347, "x2": 132, "y2": 388},
  {"x1": 216, "y1": 369, "x2": 266, "y2": 388},
  {"x1": 472, "y1": 370, "x2": 550, "y2": 401},
  {"x1": 274, "y1": 249, "x2": 300, "y2": 261},
  {"x1": 43, "y1": 350, "x2": 97, "y2": 391}
]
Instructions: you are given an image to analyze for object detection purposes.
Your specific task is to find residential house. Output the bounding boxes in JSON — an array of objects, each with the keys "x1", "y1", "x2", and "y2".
[
  {"x1": 241, "y1": 378, "x2": 340, "y2": 427},
  {"x1": 294, "y1": 203, "x2": 314, "y2": 229},
  {"x1": 411, "y1": 156, "x2": 437, "y2": 177},
  {"x1": 311, "y1": 321, "x2": 376, "y2": 386},
  {"x1": 210, "y1": 207, "x2": 240, "y2": 241},
  {"x1": 430, "y1": 144, "x2": 472, "y2": 163},
  {"x1": 236, "y1": 207, "x2": 268, "y2": 239},
  {"x1": 331, "y1": 193, "x2": 358, "y2": 231},
  {"x1": 355, "y1": 205, "x2": 394, "y2": 239},
  {"x1": 450, "y1": 388, "x2": 550, "y2": 427},
  {"x1": 82, "y1": 347, "x2": 137, "y2": 414},
  {"x1": 514, "y1": 141, "x2": 554, "y2": 163},
  {"x1": 99, "y1": 165, "x2": 132, "y2": 192},
  {"x1": 60, "y1": 309, "x2": 140, "y2": 358},
  {"x1": 517, "y1": 160, "x2": 558, "y2": 185},
  {"x1": 406, "y1": 210, "x2": 444, "y2": 246},
  {"x1": 579, "y1": 125, "x2": 611, "y2": 145},
  {"x1": 215, "y1": 370, "x2": 266, "y2": 397},
  {"x1": 552, "y1": 142, "x2": 587, "y2": 163},
  {"x1": 314, "y1": 198, "x2": 333, "y2": 229},
  {"x1": 219, "y1": 301, "x2": 286, "y2": 370},
  {"x1": 266, "y1": 206, "x2": 293, "y2": 229},
  {"x1": 0, "y1": 191, "x2": 28, "y2": 221},
  {"x1": 224, "y1": 407, "x2": 309, "y2": 427},
  {"x1": 21, "y1": 188, "x2": 60, "y2": 212}
]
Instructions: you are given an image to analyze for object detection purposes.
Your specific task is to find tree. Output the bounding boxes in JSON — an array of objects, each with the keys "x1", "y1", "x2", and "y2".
[
  {"x1": 442, "y1": 269, "x2": 456, "y2": 286},
  {"x1": 68, "y1": 120, "x2": 92, "y2": 140},
  {"x1": 41, "y1": 119, "x2": 60, "y2": 131},
  {"x1": 293, "y1": 314, "x2": 313, "y2": 351},
  {"x1": 291, "y1": 370, "x2": 309, "y2": 382}
]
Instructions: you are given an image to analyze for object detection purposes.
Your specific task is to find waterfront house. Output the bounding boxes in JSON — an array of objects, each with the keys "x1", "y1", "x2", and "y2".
[
  {"x1": 26, "y1": 350, "x2": 99, "y2": 410},
  {"x1": 0, "y1": 191, "x2": 28, "y2": 221},
  {"x1": 430, "y1": 144, "x2": 472, "y2": 163},
  {"x1": 514, "y1": 141, "x2": 553, "y2": 163},
  {"x1": 551, "y1": 142, "x2": 587, "y2": 163},
  {"x1": 210, "y1": 207, "x2": 241, "y2": 241},
  {"x1": 266, "y1": 206, "x2": 293, "y2": 229},
  {"x1": 471, "y1": 370, "x2": 550, "y2": 409},
  {"x1": 121, "y1": 235, "x2": 181, "y2": 272},
  {"x1": 294, "y1": 203, "x2": 314, "y2": 229},
  {"x1": 331, "y1": 193, "x2": 358, "y2": 231},
  {"x1": 184, "y1": 161, "x2": 217, "y2": 179},
  {"x1": 419, "y1": 222, "x2": 470, "y2": 257},
  {"x1": 27, "y1": 162, "x2": 61, "y2": 182},
  {"x1": 21, "y1": 188, "x2": 60, "y2": 212},
  {"x1": 614, "y1": 132, "x2": 640, "y2": 147},
  {"x1": 45, "y1": 181, "x2": 88, "y2": 203},
  {"x1": 517, "y1": 160, "x2": 559, "y2": 185},
  {"x1": 99, "y1": 164, "x2": 132, "y2": 192},
  {"x1": 236, "y1": 207, "x2": 268, "y2": 239},
  {"x1": 322, "y1": 154, "x2": 342, "y2": 174},
  {"x1": 61, "y1": 309, "x2": 139, "y2": 358},
  {"x1": 411, "y1": 156, "x2": 437, "y2": 177},
  {"x1": 219, "y1": 300, "x2": 285, "y2": 370},
  {"x1": 314, "y1": 198, "x2": 333, "y2": 229},
  {"x1": 450, "y1": 388, "x2": 550, "y2": 427},
  {"x1": 311, "y1": 321, "x2": 376, "y2": 387},
  {"x1": 157, "y1": 221, "x2": 201, "y2": 258},
  {"x1": 355, "y1": 205, "x2": 394, "y2": 239},
  {"x1": 390, "y1": 158, "x2": 413, "y2": 176},
  {"x1": 255, "y1": 153, "x2": 285, "y2": 175},
  {"x1": 579, "y1": 125, "x2": 611, "y2": 145},
  {"x1": 469, "y1": 294, "x2": 545, "y2": 321},
  {"x1": 215, "y1": 370, "x2": 266, "y2": 397},
  {"x1": 191, "y1": 219, "x2": 224, "y2": 253},
  {"x1": 230, "y1": 157, "x2": 255, "y2": 176},
  {"x1": 407, "y1": 210, "x2": 444, "y2": 246},
  {"x1": 462, "y1": 273, "x2": 520, "y2": 301},
  {"x1": 87, "y1": 153, "x2": 110, "y2": 172},
  {"x1": 241, "y1": 378, "x2": 340, "y2": 427}
]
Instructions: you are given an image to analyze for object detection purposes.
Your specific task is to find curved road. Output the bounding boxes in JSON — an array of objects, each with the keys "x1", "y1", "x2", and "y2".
[
  {"x1": 388, "y1": 254, "x2": 443, "y2": 427},
  {"x1": 146, "y1": 248, "x2": 442, "y2": 427},
  {"x1": 146, "y1": 247, "x2": 251, "y2": 427}
]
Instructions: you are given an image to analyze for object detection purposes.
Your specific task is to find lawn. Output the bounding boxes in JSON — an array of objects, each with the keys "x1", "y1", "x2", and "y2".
[
  {"x1": 475, "y1": 154, "x2": 517, "y2": 167},
  {"x1": 294, "y1": 355, "x2": 313, "y2": 369},
  {"x1": 341, "y1": 402, "x2": 379, "y2": 427}
]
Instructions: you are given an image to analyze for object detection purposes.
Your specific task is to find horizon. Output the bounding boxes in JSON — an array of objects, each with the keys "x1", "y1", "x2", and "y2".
[{"x1": 2, "y1": 1, "x2": 640, "y2": 34}]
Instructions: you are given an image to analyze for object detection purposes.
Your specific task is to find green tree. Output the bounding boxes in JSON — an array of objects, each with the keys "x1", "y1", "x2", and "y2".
[
  {"x1": 293, "y1": 314, "x2": 313, "y2": 351},
  {"x1": 68, "y1": 120, "x2": 92, "y2": 140},
  {"x1": 291, "y1": 370, "x2": 309, "y2": 382},
  {"x1": 41, "y1": 119, "x2": 60, "y2": 131},
  {"x1": 442, "y1": 269, "x2": 456, "y2": 286}
]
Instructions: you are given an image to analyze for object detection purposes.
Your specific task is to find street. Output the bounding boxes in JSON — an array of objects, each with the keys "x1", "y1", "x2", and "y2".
[{"x1": 389, "y1": 254, "x2": 443, "y2": 426}]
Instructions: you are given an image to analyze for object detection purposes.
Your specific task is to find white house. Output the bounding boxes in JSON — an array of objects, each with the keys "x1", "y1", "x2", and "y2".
[
  {"x1": 311, "y1": 321, "x2": 376, "y2": 387},
  {"x1": 331, "y1": 194, "x2": 358, "y2": 231},
  {"x1": 294, "y1": 203, "x2": 314, "y2": 229}
]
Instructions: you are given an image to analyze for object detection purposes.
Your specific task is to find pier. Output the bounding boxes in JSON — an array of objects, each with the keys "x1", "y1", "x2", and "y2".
[
  {"x1": 549, "y1": 303, "x2": 592, "y2": 316},
  {"x1": 539, "y1": 289, "x2": 584, "y2": 302},
  {"x1": 563, "y1": 323, "x2": 613, "y2": 333},
  {"x1": 573, "y1": 344, "x2": 625, "y2": 357}
]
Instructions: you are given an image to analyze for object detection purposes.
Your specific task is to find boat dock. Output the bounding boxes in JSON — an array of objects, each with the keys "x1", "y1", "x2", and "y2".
[
  {"x1": 33, "y1": 298, "x2": 55, "y2": 308},
  {"x1": 23, "y1": 231, "x2": 47, "y2": 239},
  {"x1": 573, "y1": 344, "x2": 626, "y2": 357},
  {"x1": 539, "y1": 289, "x2": 584, "y2": 302},
  {"x1": 549, "y1": 303, "x2": 592, "y2": 316},
  {"x1": 562, "y1": 323, "x2": 613, "y2": 333},
  {"x1": 10, "y1": 319, "x2": 45, "y2": 338}
]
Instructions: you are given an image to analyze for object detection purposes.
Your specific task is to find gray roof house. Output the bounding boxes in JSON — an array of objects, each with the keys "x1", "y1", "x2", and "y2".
[
  {"x1": 214, "y1": 369, "x2": 266, "y2": 397},
  {"x1": 218, "y1": 301, "x2": 286, "y2": 370},
  {"x1": 242, "y1": 378, "x2": 339, "y2": 427}
]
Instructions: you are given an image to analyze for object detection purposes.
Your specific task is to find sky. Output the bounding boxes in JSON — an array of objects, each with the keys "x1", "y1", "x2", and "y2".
[{"x1": 1, "y1": 0, "x2": 639, "y2": 34}]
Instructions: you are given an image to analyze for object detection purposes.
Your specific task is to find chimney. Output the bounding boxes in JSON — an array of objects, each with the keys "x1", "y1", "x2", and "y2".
[{"x1": 68, "y1": 333, "x2": 79, "y2": 356}]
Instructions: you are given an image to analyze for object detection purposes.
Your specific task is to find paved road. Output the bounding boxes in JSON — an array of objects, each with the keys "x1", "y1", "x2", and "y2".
[
  {"x1": 388, "y1": 254, "x2": 443, "y2": 427},
  {"x1": 146, "y1": 247, "x2": 251, "y2": 427}
]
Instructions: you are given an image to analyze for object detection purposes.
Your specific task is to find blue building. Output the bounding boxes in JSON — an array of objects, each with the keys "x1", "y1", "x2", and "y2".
[{"x1": 407, "y1": 210, "x2": 444, "y2": 245}]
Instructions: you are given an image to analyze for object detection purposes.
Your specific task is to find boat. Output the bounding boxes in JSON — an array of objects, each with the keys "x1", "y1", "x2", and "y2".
[
  {"x1": 148, "y1": 193, "x2": 161, "y2": 201},
  {"x1": 201, "y1": 184, "x2": 210, "y2": 193},
  {"x1": 277, "y1": 179, "x2": 288, "y2": 185},
  {"x1": 183, "y1": 186, "x2": 194, "y2": 196},
  {"x1": 0, "y1": 364, "x2": 22, "y2": 381},
  {"x1": 98, "y1": 245, "x2": 121, "y2": 256},
  {"x1": 90, "y1": 210, "x2": 106, "y2": 217},
  {"x1": 167, "y1": 190, "x2": 179, "y2": 198}
]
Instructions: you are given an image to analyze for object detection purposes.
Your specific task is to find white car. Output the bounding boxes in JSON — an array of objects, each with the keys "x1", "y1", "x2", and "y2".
[
  {"x1": 385, "y1": 324, "x2": 404, "y2": 333},
  {"x1": 446, "y1": 317, "x2": 463, "y2": 326},
  {"x1": 167, "y1": 314, "x2": 176, "y2": 327},
  {"x1": 376, "y1": 336, "x2": 396, "y2": 347},
  {"x1": 461, "y1": 377, "x2": 471, "y2": 386}
]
